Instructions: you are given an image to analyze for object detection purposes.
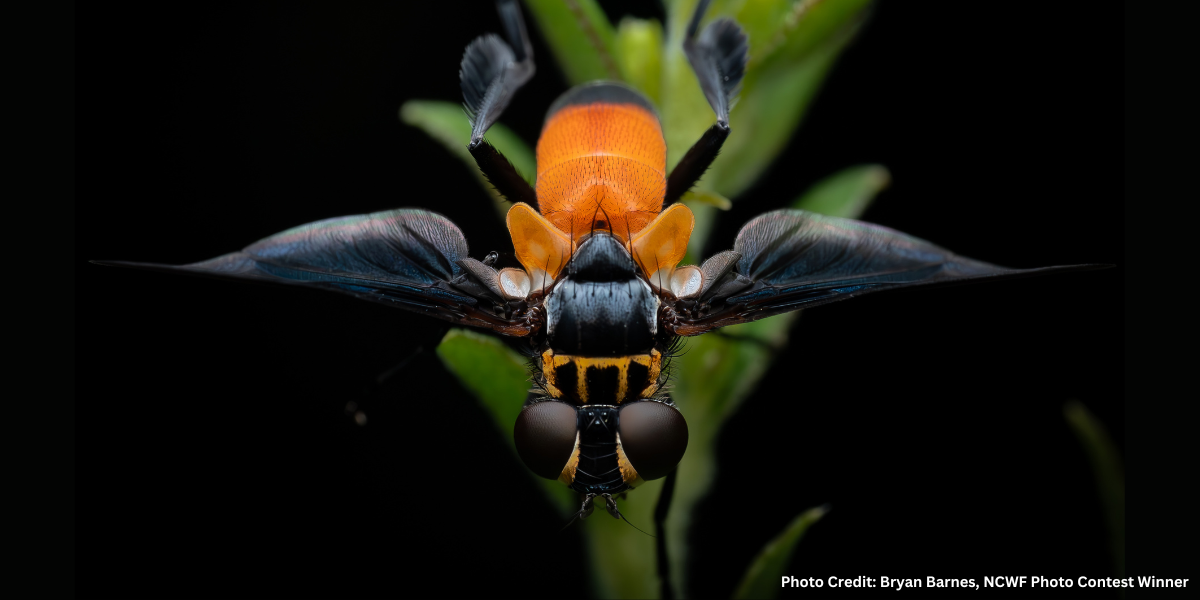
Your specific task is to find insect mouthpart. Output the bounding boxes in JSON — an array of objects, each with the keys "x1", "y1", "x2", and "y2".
[
  {"x1": 572, "y1": 493, "x2": 621, "y2": 522},
  {"x1": 564, "y1": 492, "x2": 657, "y2": 539}
]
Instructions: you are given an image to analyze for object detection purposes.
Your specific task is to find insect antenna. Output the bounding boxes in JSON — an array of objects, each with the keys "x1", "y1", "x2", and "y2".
[
  {"x1": 590, "y1": 190, "x2": 605, "y2": 237},
  {"x1": 559, "y1": 494, "x2": 597, "y2": 533},
  {"x1": 600, "y1": 494, "x2": 657, "y2": 537},
  {"x1": 606, "y1": 498, "x2": 655, "y2": 538},
  {"x1": 619, "y1": 515, "x2": 656, "y2": 538},
  {"x1": 598, "y1": 205, "x2": 615, "y2": 237},
  {"x1": 558, "y1": 510, "x2": 585, "y2": 534}
]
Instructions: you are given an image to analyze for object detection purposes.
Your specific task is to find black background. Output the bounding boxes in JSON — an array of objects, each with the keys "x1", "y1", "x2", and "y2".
[{"x1": 78, "y1": 1, "x2": 1132, "y2": 598}]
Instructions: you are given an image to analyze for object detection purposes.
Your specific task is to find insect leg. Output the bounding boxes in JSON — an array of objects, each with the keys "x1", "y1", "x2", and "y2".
[
  {"x1": 460, "y1": 0, "x2": 539, "y2": 207},
  {"x1": 663, "y1": 0, "x2": 748, "y2": 208}
]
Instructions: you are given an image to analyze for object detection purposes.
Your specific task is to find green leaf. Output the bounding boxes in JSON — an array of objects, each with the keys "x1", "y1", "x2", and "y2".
[
  {"x1": 729, "y1": 0, "x2": 801, "y2": 66},
  {"x1": 435, "y1": 328, "x2": 575, "y2": 515},
  {"x1": 573, "y1": 306, "x2": 793, "y2": 598},
  {"x1": 615, "y1": 17, "x2": 664, "y2": 105},
  {"x1": 792, "y1": 164, "x2": 890, "y2": 219},
  {"x1": 658, "y1": 1, "x2": 873, "y2": 196},
  {"x1": 435, "y1": 328, "x2": 530, "y2": 434},
  {"x1": 422, "y1": 4, "x2": 881, "y2": 598},
  {"x1": 680, "y1": 190, "x2": 732, "y2": 265},
  {"x1": 732, "y1": 505, "x2": 830, "y2": 600},
  {"x1": 707, "y1": 0, "x2": 874, "y2": 198},
  {"x1": 754, "y1": 0, "x2": 873, "y2": 68},
  {"x1": 1064, "y1": 400, "x2": 1125, "y2": 578},
  {"x1": 681, "y1": 189, "x2": 732, "y2": 210},
  {"x1": 399, "y1": 100, "x2": 536, "y2": 218},
  {"x1": 660, "y1": 0, "x2": 721, "y2": 172},
  {"x1": 524, "y1": 0, "x2": 622, "y2": 85},
  {"x1": 665, "y1": 315, "x2": 795, "y2": 596},
  {"x1": 566, "y1": 314, "x2": 802, "y2": 599},
  {"x1": 580, "y1": 477, "x2": 667, "y2": 598},
  {"x1": 435, "y1": 329, "x2": 672, "y2": 598}
]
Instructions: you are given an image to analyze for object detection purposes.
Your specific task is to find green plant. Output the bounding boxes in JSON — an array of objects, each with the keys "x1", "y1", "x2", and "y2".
[
  {"x1": 403, "y1": 1, "x2": 877, "y2": 596},
  {"x1": 82, "y1": 2, "x2": 1121, "y2": 598}
]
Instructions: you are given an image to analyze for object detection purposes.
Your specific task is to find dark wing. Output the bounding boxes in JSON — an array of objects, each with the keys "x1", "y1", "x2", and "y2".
[
  {"x1": 95, "y1": 209, "x2": 534, "y2": 336},
  {"x1": 670, "y1": 209, "x2": 1108, "y2": 335}
]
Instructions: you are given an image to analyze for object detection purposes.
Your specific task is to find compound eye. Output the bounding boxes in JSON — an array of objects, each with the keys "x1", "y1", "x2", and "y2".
[
  {"x1": 618, "y1": 401, "x2": 688, "y2": 481},
  {"x1": 514, "y1": 401, "x2": 578, "y2": 480}
]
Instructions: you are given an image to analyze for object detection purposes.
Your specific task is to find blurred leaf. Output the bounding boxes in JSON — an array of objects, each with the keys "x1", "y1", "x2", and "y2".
[
  {"x1": 753, "y1": 0, "x2": 871, "y2": 68},
  {"x1": 435, "y1": 328, "x2": 575, "y2": 515},
  {"x1": 682, "y1": 189, "x2": 732, "y2": 210},
  {"x1": 792, "y1": 164, "x2": 890, "y2": 218},
  {"x1": 435, "y1": 328, "x2": 529, "y2": 435},
  {"x1": 709, "y1": 0, "x2": 873, "y2": 198},
  {"x1": 683, "y1": 202, "x2": 718, "y2": 266},
  {"x1": 399, "y1": 100, "x2": 536, "y2": 218},
  {"x1": 732, "y1": 505, "x2": 829, "y2": 600},
  {"x1": 615, "y1": 17, "x2": 664, "y2": 105},
  {"x1": 582, "y1": 477, "x2": 667, "y2": 598},
  {"x1": 524, "y1": 0, "x2": 622, "y2": 84},
  {"x1": 1064, "y1": 400, "x2": 1125, "y2": 578},
  {"x1": 680, "y1": 189, "x2": 732, "y2": 264},
  {"x1": 658, "y1": 14, "x2": 868, "y2": 586},
  {"x1": 422, "y1": 3, "x2": 880, "y2": 598},
  {"x1": 660, "y1": 0, "x2": 722, "y2": 172},
  {"x1": 667, "y1": 165, "x2": 891, "y2": 597},
  {"x1": 731, "y1": 0, "x2": 801, "y2": 65},
  {"x1": 666, "y1": 314, "x2": 795, "y2": 596}
]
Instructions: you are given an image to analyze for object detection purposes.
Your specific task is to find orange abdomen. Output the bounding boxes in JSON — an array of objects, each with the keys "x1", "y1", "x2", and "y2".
[{"x1": 536, "y1": 84, "x2": 666, "y2": 242}]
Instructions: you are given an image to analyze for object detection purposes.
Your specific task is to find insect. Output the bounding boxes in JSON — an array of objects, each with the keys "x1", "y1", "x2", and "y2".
[{"x1": 95, "y1": 0, "x2": 1107, "y2": 527}]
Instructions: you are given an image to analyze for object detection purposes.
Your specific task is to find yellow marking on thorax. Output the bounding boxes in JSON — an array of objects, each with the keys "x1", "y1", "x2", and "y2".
[{"x1": 541, "y1": 349, "x2": 662, "y2": 404}]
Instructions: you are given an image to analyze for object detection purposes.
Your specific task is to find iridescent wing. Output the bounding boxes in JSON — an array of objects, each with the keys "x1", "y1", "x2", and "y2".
[
  {"x1": 96, "y1": 209, "x2": 534, "y2": 336},
  {"x1": 669, "y1": 209, "x2": 1108, "y2": 335}
]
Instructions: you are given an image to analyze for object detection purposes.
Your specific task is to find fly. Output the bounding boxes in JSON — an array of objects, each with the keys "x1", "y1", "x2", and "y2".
[{"x1": 94, "y1": 0, "x2": 1109, "y2": 523}]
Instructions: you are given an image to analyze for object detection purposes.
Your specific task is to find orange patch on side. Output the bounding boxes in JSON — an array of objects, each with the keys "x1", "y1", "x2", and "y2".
[
  {"x1": 536, "y1": 103, "x2": 666, "y2": 243},
  {"x1": 630, "y1": 203, "x2": 694, "y2": 284},
  {"x1": 506, "y1": 203, "x2": 575, "y2": 287}
]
